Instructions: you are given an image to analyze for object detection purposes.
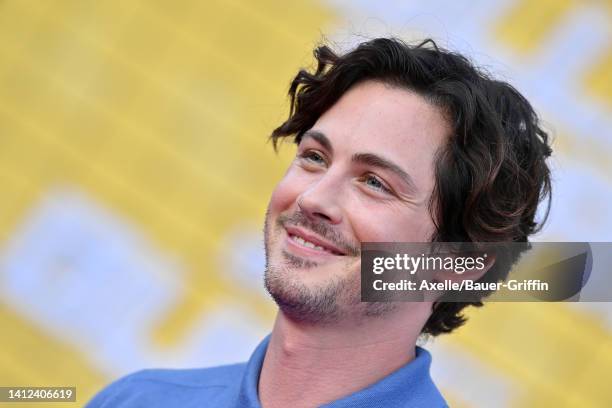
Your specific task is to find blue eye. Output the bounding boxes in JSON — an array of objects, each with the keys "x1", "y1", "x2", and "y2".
[
  {"x1": 307, "y1": 152, "x2": 324, "y2": 163},
  {"x1": 299, "y1": 151, "x2": 326, "y2": 165},
  {"x1": 364, "y1": 175, "x2": 391, "y2": 193}
]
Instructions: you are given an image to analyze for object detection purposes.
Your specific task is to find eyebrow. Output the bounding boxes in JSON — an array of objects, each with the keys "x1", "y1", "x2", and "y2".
[
  {"x1": 352, "y1": 152, "x2": 418, "y2": 194},
  {"x1": 300, "y1": 130, "x2": 418, "y2": 194},
  {"x1": 300, "y1": 130, "x2": 334, "y2": 154}
]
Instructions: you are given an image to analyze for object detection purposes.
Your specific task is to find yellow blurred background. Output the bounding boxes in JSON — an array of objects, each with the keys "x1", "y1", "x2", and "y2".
[{"x1": 0, "y1": 1, "x2": 610, "y2": 407}]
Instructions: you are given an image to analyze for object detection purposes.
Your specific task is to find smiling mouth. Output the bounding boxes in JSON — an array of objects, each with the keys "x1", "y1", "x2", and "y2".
[
  {"x1": 287, "y1": 233, "x2": 344, "y2": 255},
  {"x1": 284, "y1": 227, "x2": 347, "y2": 256}
]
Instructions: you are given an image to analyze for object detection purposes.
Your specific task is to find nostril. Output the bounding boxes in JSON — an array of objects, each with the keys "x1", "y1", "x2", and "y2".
[
  {"x1": 296, "y1": 192, "x2": 343, "y2": 225},
  {"x1": 313, "y1": 211, "x2": 333, "y2": 222}
]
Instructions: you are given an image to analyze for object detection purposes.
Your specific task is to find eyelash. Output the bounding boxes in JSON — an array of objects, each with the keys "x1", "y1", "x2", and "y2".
[
  {"x1": 297, "y1": 150, "x2": 394, "y2": 196},
  {"x1": 361, "y1": 174, "x2": 392, "y2": 194},
  {"x1": 298, "y1": 150, "x2": 326, "y2": 165}
]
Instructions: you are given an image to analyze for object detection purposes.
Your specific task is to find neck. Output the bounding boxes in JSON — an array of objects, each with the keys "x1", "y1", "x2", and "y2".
[{"x1": 258, "y1": 305, "x2": 429, "y2": 408}]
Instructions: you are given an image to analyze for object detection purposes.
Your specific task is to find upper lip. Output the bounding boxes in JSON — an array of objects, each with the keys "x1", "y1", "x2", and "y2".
[{"x1": 284, "y1": 225, "x2": 347, "y2": 255}]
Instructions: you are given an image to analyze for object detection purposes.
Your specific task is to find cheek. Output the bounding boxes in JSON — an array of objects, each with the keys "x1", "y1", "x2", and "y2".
[
  {"x1": 349, "y1": 204, "x2": 436, "y2": 243},
  {"x1": 268, "y1": 167, "x2": 307, "y2": 214}
]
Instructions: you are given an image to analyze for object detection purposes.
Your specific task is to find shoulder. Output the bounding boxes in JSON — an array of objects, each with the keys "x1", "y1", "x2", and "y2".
[
  {"x1": 120, "y1": 363, "x2": 248, "y2": 387},
  {"x1": 84, "y1": 363, "x2": 247, "y2": 408}
]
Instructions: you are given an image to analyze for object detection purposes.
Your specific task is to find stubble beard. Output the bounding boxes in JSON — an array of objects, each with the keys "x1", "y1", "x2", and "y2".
[{"x1": 263, "y1": 209, "x2": 397, "y2": 325}]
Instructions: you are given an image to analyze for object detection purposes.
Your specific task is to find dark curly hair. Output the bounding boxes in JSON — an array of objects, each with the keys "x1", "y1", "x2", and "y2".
[{"x1": 269, "y1": 37, "x2": 553, "y2": 336}]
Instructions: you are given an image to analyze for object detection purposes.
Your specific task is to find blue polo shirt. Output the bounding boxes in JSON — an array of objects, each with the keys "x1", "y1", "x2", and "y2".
[{"x1": 85, "y1": 336, "x2": 448, "y2": 407}]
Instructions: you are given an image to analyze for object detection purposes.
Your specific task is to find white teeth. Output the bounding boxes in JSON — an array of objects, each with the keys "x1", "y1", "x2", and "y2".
[{"x1": 291, "y1": 235, "x2": 329, "y2": 252}]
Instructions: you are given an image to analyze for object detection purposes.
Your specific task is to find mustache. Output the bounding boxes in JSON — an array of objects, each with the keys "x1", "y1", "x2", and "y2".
[{"x1": 277, "y1": 210, "x2": 360, "y2": 256}]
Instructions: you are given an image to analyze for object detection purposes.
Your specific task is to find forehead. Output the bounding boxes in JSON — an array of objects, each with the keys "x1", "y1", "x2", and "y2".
[{"x1": 310, "y1": 80, "x2": 450, "y2": 191}]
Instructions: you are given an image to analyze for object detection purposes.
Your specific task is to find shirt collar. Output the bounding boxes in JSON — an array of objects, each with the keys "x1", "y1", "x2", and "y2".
[
  {"x1": 237, "y1": 335, "x2": 269, "y2": 407},
  {"x1": 237, "y1": 335, "x2": 447, "y2": 408}
]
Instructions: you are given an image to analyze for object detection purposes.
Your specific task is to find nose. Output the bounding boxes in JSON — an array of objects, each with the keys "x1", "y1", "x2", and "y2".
[{"x1": 296, "y1": 177, "x2": 343, "y2": 225}]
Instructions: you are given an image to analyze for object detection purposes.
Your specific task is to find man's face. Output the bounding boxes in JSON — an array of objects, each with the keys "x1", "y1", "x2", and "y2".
[{"x1": 264, "y1": 80, "x2": 450, "y2": 323}]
